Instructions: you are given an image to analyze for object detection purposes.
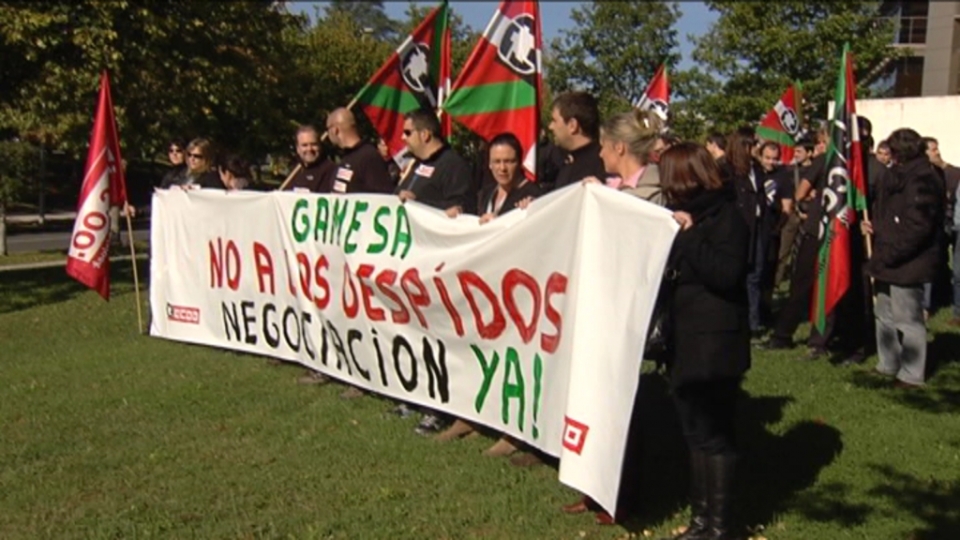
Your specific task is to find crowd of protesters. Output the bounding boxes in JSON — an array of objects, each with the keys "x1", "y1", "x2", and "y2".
[{"x1": 150, "y1": 90, "x2": 959, "y2": 540}]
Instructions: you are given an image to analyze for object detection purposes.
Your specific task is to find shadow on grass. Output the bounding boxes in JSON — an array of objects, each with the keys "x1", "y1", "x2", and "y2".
[
  {"x1": 868, "y1": 464, "x2": 960, "y2": 540},
  {"x1": 847, "y1": 332, "x2": 960, "y2": 414},
  {"x1": 614, "y1": 374, "x2": 847, "y2": 534},
  {"x1": 0, "y1": 258, "x2": 148, "y2": 315}
]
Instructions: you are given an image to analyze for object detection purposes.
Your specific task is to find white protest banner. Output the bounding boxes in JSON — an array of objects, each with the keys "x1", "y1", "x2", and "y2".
[{"x1": 149, "y1": 184, "x2": 678, "y2": 514}]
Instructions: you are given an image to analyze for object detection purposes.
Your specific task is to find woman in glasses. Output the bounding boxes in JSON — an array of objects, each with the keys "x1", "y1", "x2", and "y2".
[
  {"x1": 161, "y1": 138, "x2": 221, "y2": 189},
  {"x1": 159, "y1": 139, "x2": 187, "y2": 189},
  {"x1": 435, "y1": 132, "x2": 541, "y2": 452}
]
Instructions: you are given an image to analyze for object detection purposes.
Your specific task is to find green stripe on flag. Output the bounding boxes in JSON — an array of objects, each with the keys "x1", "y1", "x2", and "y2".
[
  {"x1": 756, "y1": 126, "x2": 795, "y2": 147},
  {"x1": 357, "y1": 84, "x2": 423, "y2": 113},
  {"x1": 445, "y1": 81, "x2": 536, "y2": 116}
]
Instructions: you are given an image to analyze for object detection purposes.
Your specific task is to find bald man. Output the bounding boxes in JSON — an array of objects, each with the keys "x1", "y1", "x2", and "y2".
[{"x1": 325, "y1": 108, "x2": 395, "y2": 194}]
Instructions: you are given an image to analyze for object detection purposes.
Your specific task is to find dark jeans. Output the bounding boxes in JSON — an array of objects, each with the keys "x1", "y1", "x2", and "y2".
[
  {"x1": 673, "y1": 379, "x2": 741, "y2": 457},
  {"x1": 954, "y1": 232, "x2": 960, "y2": 318},
  {"x1": 771, "y1": 232, "x2": 818, "y2": 343},
  {"x1": 747, "y1": 232, "x2": 767, "y2": 332}
]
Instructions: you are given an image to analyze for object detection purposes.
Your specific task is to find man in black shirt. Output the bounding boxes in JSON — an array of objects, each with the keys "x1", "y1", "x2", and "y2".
[
  {"x1": 325, "y1": 108, "x2": 395, "y2": 194},
  {"x1": 547, "y1": 91, "x2": 606, "y2": 191},
  {"x1": 285, "y1": 125, "x2": 337, "y2": 193},
  {"x1": 396, "y1": 108, "x2": 472, "y2": 216}
]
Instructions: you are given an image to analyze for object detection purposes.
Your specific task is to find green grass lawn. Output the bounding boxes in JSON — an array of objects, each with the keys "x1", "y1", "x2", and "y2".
[{"x1": 2, "y1": 264, "x2": 959, "y2": 539}]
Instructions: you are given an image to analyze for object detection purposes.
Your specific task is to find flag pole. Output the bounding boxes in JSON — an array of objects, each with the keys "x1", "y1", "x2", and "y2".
[
  {"x1": 277, "y1": 164, "x2": 302, "y2": 191},
  {"x1": 123, "y1": 204, "x2": 144, "y2": 334}
]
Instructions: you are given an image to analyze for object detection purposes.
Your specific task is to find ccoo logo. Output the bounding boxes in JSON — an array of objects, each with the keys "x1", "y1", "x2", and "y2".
[
  {"x1": 562, "y1": 416, "x2": 590, "y2": 455},
  {"x1": 166, "y1": 303, "x2": 200, "y2": 324}
]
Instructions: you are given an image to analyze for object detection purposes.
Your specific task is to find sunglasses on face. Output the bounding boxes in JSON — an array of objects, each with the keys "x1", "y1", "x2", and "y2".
[
  {"x1": 187, "y1": 153, "x2": 204, "y2": 159},
  {"x1": 169, "y1": 148, "x2": 183, "y2": 153}
]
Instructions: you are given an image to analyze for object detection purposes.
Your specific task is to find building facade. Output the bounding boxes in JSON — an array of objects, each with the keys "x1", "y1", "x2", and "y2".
[{"x1": 873, "y1": 1, "x2": 960, "y2": 97}]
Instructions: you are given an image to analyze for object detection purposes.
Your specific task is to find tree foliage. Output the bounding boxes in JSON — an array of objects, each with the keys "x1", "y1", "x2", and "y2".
[
  {"x1": 325, "y1": 0, "x2": 398, "y2": 44},
  {"x1": 0, "y1": 1, "x2": 303, "y2": 159},
  {"x1": 688, "y1": 0, "x2": 903, "y2": 134},
  {"x1": 545, "y1": 1, "x2": 681, "y2": 119}
]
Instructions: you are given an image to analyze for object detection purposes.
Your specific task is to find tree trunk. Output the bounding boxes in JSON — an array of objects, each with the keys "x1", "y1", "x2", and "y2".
[{"x1": 0, "y1": 201, "x2": 7, "y2": 256}]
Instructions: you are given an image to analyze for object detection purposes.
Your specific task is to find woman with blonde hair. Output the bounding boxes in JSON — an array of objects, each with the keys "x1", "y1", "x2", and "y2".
[
  {"x1": 583, "y1": 109, "x2": 665, "y2": 205},
  {"x1": 173, "y1": 138, "x2": 221, "y2": 189}
]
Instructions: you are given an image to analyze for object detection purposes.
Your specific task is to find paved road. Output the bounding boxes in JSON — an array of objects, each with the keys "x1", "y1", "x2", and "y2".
[{"x1": 6, "y1": 227, "x2": 151, "y2": 254}]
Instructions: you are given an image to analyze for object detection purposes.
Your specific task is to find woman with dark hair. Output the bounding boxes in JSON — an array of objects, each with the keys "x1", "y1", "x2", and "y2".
[
  {"x1": 436, "y1": 132, "x2": 540, "y2": 454},
  {"x1": 159, "y1": 138, "x2": 187, "y2": 189},
  {"x1": 724, "y1": 127, "x2": 770, "y2": 337},
  {"x1": 217, "y1": 154, "x2": 252, "y2": 191},
  {"x1": 477, "y1": 132, "x2": 541, "y2": 223},
  {"x1": 659, "y1": 142, "x2": 750, "y2": 540}
]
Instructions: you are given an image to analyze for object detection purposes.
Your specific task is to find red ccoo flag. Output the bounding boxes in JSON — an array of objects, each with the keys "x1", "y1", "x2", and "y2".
[
  {"x1": 66, "y1": 70, "x2": 127, "y2": 300},
  {"x1": 633, "y1": 64, "x2": 670, "y2": 122}
]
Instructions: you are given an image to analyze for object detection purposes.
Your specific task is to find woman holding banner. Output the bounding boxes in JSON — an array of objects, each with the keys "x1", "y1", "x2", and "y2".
[
  {"x1": 435, "y1": 132, "x2": 540, "y2": 458},
  {"x1": 659, "y1": 143, "x2": 750, "y2": 540},
  {"x1": 583, "y1": 109, "x2": 665, "y2": 205}
]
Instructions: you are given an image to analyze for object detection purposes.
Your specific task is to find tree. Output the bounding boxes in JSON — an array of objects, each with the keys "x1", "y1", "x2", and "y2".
[
  {"x1": 545, "y1": 1, "x2": 681, "y2": 118},
  {"x1": 0, "y1": 140, "x2": 37, "y2": 256},
  {"x1": 688, "y1": 1, "x2": 903, "y2": 135},
  {"x1": 285, "y1": 10, "x2": 395, "y2": 127},
  {"x1": 325, "y1": 0, "x2": 398, "y2": 43},
  {"x1": 0, "y1": 1, "x2": 302, "y2": 159}
]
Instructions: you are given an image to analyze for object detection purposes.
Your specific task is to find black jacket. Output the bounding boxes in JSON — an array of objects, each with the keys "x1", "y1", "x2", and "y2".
[
  {"x1": 552, "y1": 140, "x2": 605, "y2": 190},
  {"x1": 478, "y1": 180, "x2": 542, "y2": 216},
  {"x1": 667, "y1": 184, "x2": 751, "y2": 387},
  {"x1": 867, "y1": 156, "x2": 942, "y2": 286},
  {"x1": 722, "y1": 159, "x2": 767, "y2": 263}
]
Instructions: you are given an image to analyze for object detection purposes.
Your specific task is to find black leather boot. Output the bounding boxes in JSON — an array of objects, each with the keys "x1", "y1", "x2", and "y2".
[
  {"x1": 705, "y1": 453, "x2": 738, "y2": 540},
  {"x1": 662, "y1": 449, "x2": 710, "y2": 540}
]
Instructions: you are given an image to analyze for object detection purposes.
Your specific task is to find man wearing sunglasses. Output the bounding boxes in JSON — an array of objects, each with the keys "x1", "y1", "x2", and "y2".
[{"x1": 395, "y1": 108, "x2": 472, "y2": 218}]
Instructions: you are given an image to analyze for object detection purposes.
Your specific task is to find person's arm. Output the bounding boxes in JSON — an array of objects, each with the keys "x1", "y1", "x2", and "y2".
[
  {"x1": 674, "y1": 207, "x2": 749, "y2": 292},
  {"x1": 881, "y1": 176, "x2": 940, "y2": 267},
  {"x1": 439, "y1": 160, "x2": 472, "y2": 213}
]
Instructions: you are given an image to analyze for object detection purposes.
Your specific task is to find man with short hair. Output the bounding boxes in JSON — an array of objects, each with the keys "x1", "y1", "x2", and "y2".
[
  {"x1": 548, "y1": 91, "x2": 606, "y2": 190},
  {"x1": 285, "y1": 125, "x2": 336, "y2": 193},
  {"x1": 864, "y1": 128, "x2": 942, "y2": 387},
  {"x1": 876, "y1": 141, "x2": 892, "y2": 167},
  {"x1": 325, "y1": 108, "x2": 395, "y2": 194},
  {"x1": 705, "y1": 132, "x2": 726, "y2": 161},
  {"x1": 395, "y1": 108, "x2": 473, "y2": 216},
  {"x1": 921, "y1": 136, "x2": 959, "y2": 319}
]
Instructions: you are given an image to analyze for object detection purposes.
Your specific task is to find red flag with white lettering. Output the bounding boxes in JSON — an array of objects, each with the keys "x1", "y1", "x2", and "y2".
[{"x1": 66, "y1": 71, "x2": 127, "y2": 300}]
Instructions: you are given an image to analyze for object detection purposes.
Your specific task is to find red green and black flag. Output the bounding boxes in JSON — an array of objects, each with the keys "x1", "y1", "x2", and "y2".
[
  {"x1": 633, "y1": 63, "x2": 670, "y2": 122},
  {"x1": 442, "y1": 0, "x2": 542, "y2": 180},
  {"x1": 757, "y1": 82, "x2": 803, "y2": 165},
  {"x1": 812, "y1": 44, "x2": 867, "y2": 332},
  {"x1": 353, "y1": 1, "x2": 451, "y2": 163}
]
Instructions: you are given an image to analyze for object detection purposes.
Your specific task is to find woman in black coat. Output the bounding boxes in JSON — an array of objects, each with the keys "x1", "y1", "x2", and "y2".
[{"x1": 659, "y1": 142, "x2": 751, "y2": 540}]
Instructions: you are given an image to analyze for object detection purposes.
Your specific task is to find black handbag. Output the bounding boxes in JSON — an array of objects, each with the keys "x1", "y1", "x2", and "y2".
[{"x1": 644, "y1": 266, "x2": 677, "y2": 367}]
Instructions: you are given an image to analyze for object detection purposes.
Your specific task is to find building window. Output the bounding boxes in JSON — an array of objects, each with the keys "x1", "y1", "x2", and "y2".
[
  {"x1": 880, "y1": 1, "x2": 929, "y2": 44},
  {"x1": 871, "y1": 56, "x2": 925, "y2": 97}
]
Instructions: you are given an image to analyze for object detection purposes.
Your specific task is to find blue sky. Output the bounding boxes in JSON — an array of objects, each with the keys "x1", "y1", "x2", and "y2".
[{"x1": 289, "y1": 1, "x2": 719, "y2": 70}]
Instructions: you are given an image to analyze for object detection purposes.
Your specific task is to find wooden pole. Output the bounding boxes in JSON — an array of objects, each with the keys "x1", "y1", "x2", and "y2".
[
  {"x1": 123, "y1": 205, "x2": 144, "y2": 334},
  {"x1": 278, "y1": 96, "x2": 363, "y2": 191},
  {"x1": 276, "y1": 164, "x2": 302, "y2": 191}
]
